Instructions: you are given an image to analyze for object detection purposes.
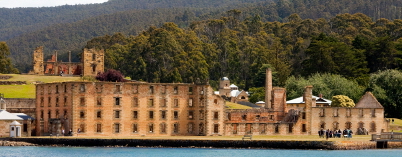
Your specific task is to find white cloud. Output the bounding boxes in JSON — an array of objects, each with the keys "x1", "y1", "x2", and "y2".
[{"x1": 0, "y1": 0, "x2": 109, "y2": 8}]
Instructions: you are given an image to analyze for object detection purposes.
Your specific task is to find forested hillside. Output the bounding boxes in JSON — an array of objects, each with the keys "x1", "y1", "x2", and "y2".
[{"x1": 2, "y1": 0, "x2": 402, "y2": 72}]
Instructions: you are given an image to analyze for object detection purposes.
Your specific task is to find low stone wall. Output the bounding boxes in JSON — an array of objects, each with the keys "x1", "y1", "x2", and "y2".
[
  {"x1": 0, "y1": 75, "x2": 12, "y2": 80},
  {"x1": 0, "y1": 140, "x2": 36, "y2": 146},
  {"x1": 0, "y1": 81, "x2": 27, "y2": 85},
  {"x1": 4, "y1": 138, "x2": 381, "y2": 150}
]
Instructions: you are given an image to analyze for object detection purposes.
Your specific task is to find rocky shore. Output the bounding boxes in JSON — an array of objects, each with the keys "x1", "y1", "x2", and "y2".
[{"x1": 0, "y1": 140, "x2": 37, "y2": 146}]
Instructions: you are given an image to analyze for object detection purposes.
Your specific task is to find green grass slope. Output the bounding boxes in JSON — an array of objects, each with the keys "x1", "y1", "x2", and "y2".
[{"x1": 0, "y1": 74, "x2": 80, "y2": 98}]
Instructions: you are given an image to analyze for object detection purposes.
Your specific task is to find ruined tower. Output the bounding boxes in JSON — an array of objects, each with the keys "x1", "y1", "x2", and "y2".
[
  {"x1": 82, "y1": 48, "x2": 104, "y2": 76},
  {"x1": 219, "y1": 77, "x2": 231, "y2": 97},
  {"x1": 265, "y1": 68, "x2": 272, "y2": 108},
  {"x1": 32, "y1": 46, "x2": 45, "y2": 75}
]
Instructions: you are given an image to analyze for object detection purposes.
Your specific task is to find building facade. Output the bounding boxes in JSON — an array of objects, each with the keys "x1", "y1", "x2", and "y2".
[
  {"x1": 31, "y1": 46, "x2": 104, "y2": 76},
  {"x1": 35, "y1": 82, "x2": 225, "y2": 137}
]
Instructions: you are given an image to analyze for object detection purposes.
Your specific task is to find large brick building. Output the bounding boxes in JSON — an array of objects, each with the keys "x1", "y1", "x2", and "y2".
[{"x1": 35, "y1": 82, "x2": 225, "y2": 137}]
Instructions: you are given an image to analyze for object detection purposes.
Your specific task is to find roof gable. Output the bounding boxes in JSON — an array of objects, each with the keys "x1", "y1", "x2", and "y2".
[{"x1": 355, "y1": 92, "x2": 383, "y2": 108}]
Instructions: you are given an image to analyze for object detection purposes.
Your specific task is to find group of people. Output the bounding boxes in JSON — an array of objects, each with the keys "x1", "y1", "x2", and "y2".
[{"x1": 318, "y1": 128, "x2": 353, "y2": 139}]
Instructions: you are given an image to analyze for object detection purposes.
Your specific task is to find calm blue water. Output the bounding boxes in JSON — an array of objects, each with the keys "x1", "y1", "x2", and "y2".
[{"x1": 0, "y1": 147, "x2": 401, "y2": 157}]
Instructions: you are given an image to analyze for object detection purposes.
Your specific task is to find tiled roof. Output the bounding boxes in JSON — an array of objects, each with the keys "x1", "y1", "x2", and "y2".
[{"x1": 355, "y1": 92, "x2": 384, "y2": 108}]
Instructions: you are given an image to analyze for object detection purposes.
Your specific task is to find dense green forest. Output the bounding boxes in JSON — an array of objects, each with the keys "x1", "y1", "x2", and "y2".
[{"x1": 2, "y1": 0, "x2": 402, "y2": 72}]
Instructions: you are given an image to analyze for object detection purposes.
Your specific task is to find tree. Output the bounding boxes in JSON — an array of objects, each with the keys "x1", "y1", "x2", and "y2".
[
  {"x1": 248, "y1": 87, "x2": 266, "y2": 103},
  {"x1": 96, "y1": 69, "x2": 125, "y2": 82},
  {"x1": 367, "y1": 69, "x2": 402, "y2": 118},
  {"x1": 285, "y1": 73, "x2": 364, "y2": 102},
  {"x1": 0, "y1": 42, "x2": 19, "y2": 74},
  {"x1": 331, "y1": 95, "x2": 355, "y2": 107}
]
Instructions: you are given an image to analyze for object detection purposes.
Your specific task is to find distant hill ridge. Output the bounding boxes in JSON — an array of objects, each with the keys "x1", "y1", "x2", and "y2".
[{"x1": 2, "y1": 0, "x2": 402, "y2": 72}]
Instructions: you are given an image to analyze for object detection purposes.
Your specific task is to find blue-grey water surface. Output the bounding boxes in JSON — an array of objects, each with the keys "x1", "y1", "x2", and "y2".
[{"x1": 0, "y1": 147, "x2": 401, "y2": 157}]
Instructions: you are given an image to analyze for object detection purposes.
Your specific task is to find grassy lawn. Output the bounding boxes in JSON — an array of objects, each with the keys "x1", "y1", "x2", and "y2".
[
  {"x1": 387, "y1": 118, "x2": 402, "y2": 132},
  {"x1": 0, "y1": 74, "x2": 80, "y2": 98},
  {"x1": 226, "y1": 101, "x2": 252, "y2": 109}
]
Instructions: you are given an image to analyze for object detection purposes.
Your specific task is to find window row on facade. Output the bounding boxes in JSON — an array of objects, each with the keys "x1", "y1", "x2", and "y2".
[
  {"x1": 77, "y1": 122, "x2": 219, "y2": 134},
  {"x1": 318, "y1": 108, "x2": 376, "y2": 117},
  {"x1": 39, "y1": 84, "x2": 202, "y2": 95}
]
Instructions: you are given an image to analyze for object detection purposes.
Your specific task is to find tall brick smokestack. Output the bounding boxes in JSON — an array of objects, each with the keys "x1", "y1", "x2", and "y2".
[{"x1": 265, "y1": 68, "x2": 272, "y2": 108}]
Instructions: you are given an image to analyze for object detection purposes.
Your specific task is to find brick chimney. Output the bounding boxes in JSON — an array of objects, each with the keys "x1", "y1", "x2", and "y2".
[{"x1": 265, "y1": 68, "x2": 272, "y2": 109}]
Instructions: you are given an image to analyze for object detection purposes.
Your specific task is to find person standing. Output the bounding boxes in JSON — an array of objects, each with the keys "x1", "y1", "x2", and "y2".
[{"x1": 62, "y1": 129, "x2": 65, "y2": 136}]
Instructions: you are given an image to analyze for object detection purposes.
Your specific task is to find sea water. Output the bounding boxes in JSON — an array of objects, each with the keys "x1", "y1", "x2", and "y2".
[{"x1": 0, "y1": 147, "x2": 401, "y2": 157}]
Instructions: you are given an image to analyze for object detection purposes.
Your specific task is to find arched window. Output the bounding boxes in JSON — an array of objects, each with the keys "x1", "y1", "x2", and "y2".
[
  {"x1": 370, "y1": 122, "x2": 376, "y2": 132},
  {"x1": 333, "y1": 122, "x2": 339, "y2": 130},
  {"x1": 345, "y1": 122, "x2": 352, "y2": 129},
  {"x1": 320, "y1": 122, "x2": 326, "y2": 129}
]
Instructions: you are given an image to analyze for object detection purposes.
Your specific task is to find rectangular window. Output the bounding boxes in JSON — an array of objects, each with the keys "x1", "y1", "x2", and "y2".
[
  {"x1": 115, "y1": 85, "x2": 121, "y2": 93},
  {"x1": 333, "y1": 108, "x2": 339, "y2": 117},
  {"x1": 115, "y1": 97, "x2": 121, "y2": 106},
  {"x1": 188, "y1": 98, "x2": 193, "y2": 107},
  {"x1": 55, "y1": 97, "x2": 59, "y2": 107},
  {"x1": 214, "y1": 112, "x2": 219, "y2": 120},
  {"x1": 149, "y1": 123, "x2": 154, "y2": 133},
  {"x1": 371, "y1": 109, "x2": 376, "y2": 117},
  {"x1": 302, "y1": 124, "x2": 307, "y2": 132},
  {"x1": 48, "y1": 97, "x2": 51, "y2": 107},
  {"x1": 133, "y1": 97, "x2": 138, "y2": 107},
  {"x1": 132, "y1": 85, "x2": 138, "y2": 94},
  {"x1": 199, "y1": 110, "x2": 204, "y2": 120},
  {"x1": 96, "y1": 124, "x2": 102, "y2": 133},
  {"x1": 80, "y1": 84, "x2": 85, "y2": 92},
  {"x1": 96, "y1": 111, "x2": 102, "y2": 118},
  {"x1": 189, "y1": 87, "x2": 193, "y2": 94},
  {"x1": 161, "y1": 110, "x2": 166, "y2": 119},
  {"x1": 319, "y1": 108, "x2": 325, "y2": 117},
  {"x1": 302, "y1": 112, "x2": 306, "y2": 119},
  {"x1": 97, "y1": 97, "x2": 102, "y2": 106},
  {"x1": 64, "y1": 84, "x2": 67, "y2": 93},
  {"x1": 161, "y1": 85, "x2": 166, "y2": 94},
  {"x1": 64, "y1": 97, "x2": 67, "y2": 107},
  {"x1": 80, "y1": 97, "x2": 85, "y2": 106},
  {"x1": 114, "y1": 110, "x2": 120, "y2": 119},
  {"x1": 133, "y1": 124, "x2": 138, "y2": 133},
  {"x1": 80, "y1": 111, "x2": 85, "y2": 119},
  {"x1": 160, "y1": 123, "x2": 166, "y2": 133},
  {"x1": 96, "y1": 84, "x2": 102, "y2": 93},
  {"x1": 55, "y1": 85, "x2": 59, "y2": 94},
  {"x1": 133, "y1": 111, "x2": 138, "y2": 119},
  {"x1": 188, "y1": 111, "x2": 194, "y2": 119},
  {"x1": 214, "y1": 124, "x2": 219, "y2": 133},
  {"x1": 149, "y1": 86, "x2": 154, "y2": 94},
  {"x1": 174, "y1": 99, "x2": 178, "y2": 107},
  {"x1": 174, "y1": 111, "x2": 179, "y2": 119},
  {"x1": 148, "y1": 99, "x2": 154, "y2": 107},
  {"x1": 359, "y1": 109, "x2": 364, "y2": 117},
  {"x1": 114, "y1": 123, "x2": 120, "y2": 133},
  {"x1": 174, "y1": 86, "x2": 178, "y2": 94},
  {"x1": 40, "y1": 110, "x2": 44, "y2": 119},
  {"x1": 149, "y1": 111, "x2": 154, "y2": 119},
  {"x1": 160, "y1": 98, "x2": 167, "y2": 107},
  {"x1": 173, "y1": 123, "x2": 179, "y2": 133},
  {"x1": 346, "y1": 108, "x2": 351, "y2": 117},
  {"x1": 40, "y1": 98, "x2": 44, "y2": 107}
]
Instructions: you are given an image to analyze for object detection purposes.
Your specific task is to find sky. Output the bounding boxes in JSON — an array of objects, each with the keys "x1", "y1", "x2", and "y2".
[{"x1": 0, "y1": 0, "x2": 109, "y2": 8}]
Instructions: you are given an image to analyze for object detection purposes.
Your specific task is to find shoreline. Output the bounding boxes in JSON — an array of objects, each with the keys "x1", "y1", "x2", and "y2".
[{"x1": 3, "y1": 138, "x2": 402, "y2": 150}]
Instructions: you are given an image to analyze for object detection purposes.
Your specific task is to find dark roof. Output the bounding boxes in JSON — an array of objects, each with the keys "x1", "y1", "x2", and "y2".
[
  {"x1": 15, "y1": 114, "x2": 35, "y2": 120},
  {"x1": 237, "y1": 101, "x2": 261, "y2": 108},
  {"x1": 355, "y1": 92, "x2": 383, "y2": 108}
]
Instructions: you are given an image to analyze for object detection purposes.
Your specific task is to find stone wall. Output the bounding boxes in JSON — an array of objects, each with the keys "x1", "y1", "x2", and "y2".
[
  {"x1": 0, "y1": 81, "x2": 26, "y2": 85},
  {"x1": 7, "y1": 138, "x2": 388, "y2": 150}
]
